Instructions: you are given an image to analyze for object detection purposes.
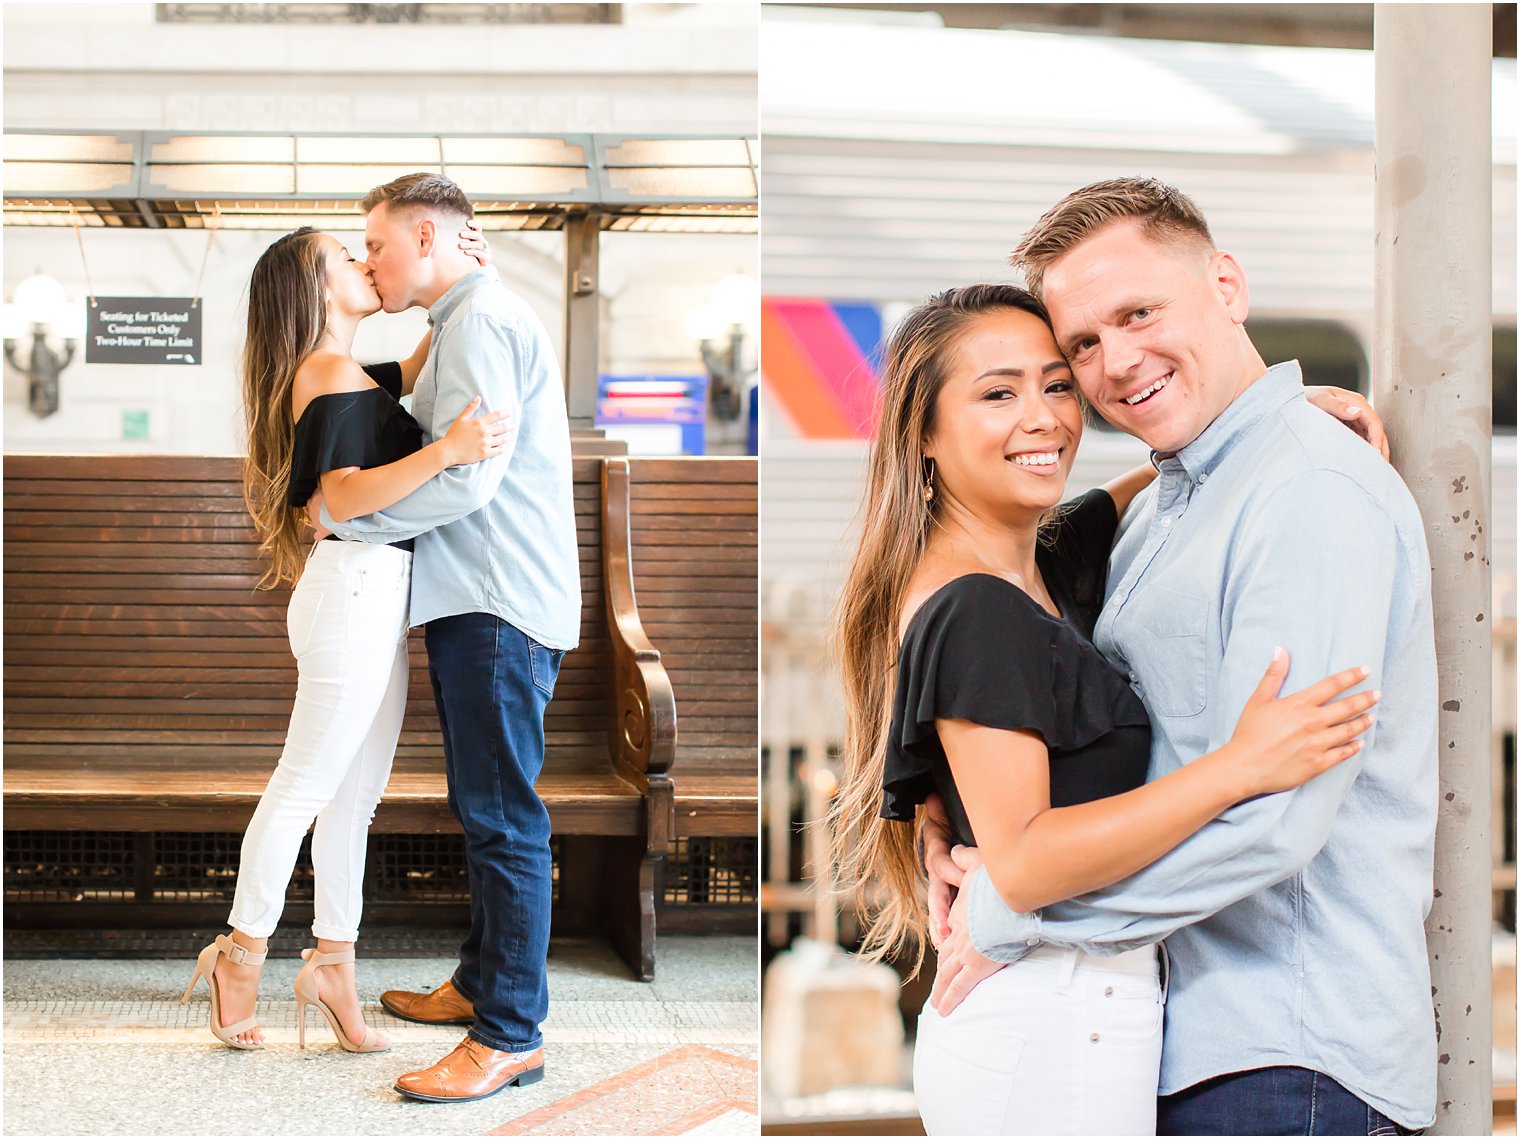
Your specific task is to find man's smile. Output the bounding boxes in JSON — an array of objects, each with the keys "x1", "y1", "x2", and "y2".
[{"x1": 1122, "y1": 373, "x2": 1172, "y2": 406}]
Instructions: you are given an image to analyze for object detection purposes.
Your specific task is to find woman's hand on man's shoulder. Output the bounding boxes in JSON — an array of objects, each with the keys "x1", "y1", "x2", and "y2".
[{"x1": 1303, "y1": 385, "x2": 1390, "y2": 460}]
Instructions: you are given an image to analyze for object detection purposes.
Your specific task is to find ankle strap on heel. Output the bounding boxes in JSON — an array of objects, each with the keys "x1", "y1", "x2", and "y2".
[
  {"x1": 301, "y1": 947, "x2": 356, "y2": 967},
  {"x1": 216, "y1": 933, "x2": 268, "y2": 967}
]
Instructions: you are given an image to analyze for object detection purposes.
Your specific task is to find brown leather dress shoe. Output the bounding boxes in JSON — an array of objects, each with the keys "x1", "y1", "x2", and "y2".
[
  {"x1": 394, "y1": 1037, "x2": 545, "y2": 1103},
  {"x1": 378, "y1": 979, "x2": 475, "y2": 1026}
]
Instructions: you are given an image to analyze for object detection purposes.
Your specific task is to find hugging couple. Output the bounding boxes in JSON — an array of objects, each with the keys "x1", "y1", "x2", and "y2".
[
  {"x1": 831, "y1": 178, "x2": 1438, "y2": 1136},
  {"x1": 180, "y1": 172, "x2": 578, "y2": 1104}
]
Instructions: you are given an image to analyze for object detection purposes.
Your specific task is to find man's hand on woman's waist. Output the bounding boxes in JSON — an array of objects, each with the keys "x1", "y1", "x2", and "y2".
[
  {"x1": 922, "y1": 793, "x2": 961, "y2": 946},
  {"x1": 305, "y1": 488, "x2": 333, "y2": 541},
  {"x1": 929, "y1": 852, "x2": 1005, "y2": 1016},
  {"x1": 921, "y1": 793, "x2": 1006, "y2": 1014}
]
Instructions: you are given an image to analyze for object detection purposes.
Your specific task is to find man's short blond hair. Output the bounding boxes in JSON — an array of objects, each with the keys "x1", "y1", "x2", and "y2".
[
  {"x1": 360, "y1": 172, "x2": 473, "y2": 221},
  {"x1": 1011, "y1": 177, "x2": 1214, "y2": 298}
]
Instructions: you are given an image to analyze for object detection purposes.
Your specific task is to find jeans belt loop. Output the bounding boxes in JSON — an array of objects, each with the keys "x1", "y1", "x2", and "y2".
[
  {"x1": 1055, "y1": 947, "x2": 1078, "y2": 995},
  {"x1": 1158, "y1": 942, "x2": 1171, "y2": 1005}
]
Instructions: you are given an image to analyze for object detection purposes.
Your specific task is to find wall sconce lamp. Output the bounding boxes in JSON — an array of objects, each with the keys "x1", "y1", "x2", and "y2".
[
  {"x1": 686, "y1": 273, "x2": 758, "y2": 423},
  {"x1": 3, "y1": 273, "x2": 85, "y2": 419}
]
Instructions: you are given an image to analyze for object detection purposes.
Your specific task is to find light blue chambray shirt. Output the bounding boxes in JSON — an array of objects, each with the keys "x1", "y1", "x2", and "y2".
[
  {"x1": 322, "y1": 267, "x2": 581, "y2": 651},
  {"x1": 966, "y1": 361, "x2": 1439, "y2": 1129}
]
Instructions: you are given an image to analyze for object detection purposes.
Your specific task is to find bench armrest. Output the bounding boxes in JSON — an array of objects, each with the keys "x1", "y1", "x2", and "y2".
[{"x1": 601, "y1": 458, "x2": 678, "y2": 785}]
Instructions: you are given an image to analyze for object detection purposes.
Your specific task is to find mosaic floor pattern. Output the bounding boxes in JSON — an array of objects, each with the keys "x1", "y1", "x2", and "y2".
[{"x1": 3, "y1": 936, "x2": 758, "y2": 1137}]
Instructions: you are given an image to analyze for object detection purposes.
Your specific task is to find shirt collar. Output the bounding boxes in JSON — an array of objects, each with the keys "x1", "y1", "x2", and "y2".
[
  {"x1": 1159, "y1": 359, "x2": 1306, "y2": 481},
  {"x1": 426, "y1": 267, "x2": 490, "y2": 328}
]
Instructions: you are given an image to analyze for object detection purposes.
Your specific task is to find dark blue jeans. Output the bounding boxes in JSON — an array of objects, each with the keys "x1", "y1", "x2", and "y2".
[
  {"x1": 1158, "y1": 1067, "x2": 1423, "y2": 1136},
  {"x1": 425, "y1": 613, "x2": 563, "y2": 1054}
]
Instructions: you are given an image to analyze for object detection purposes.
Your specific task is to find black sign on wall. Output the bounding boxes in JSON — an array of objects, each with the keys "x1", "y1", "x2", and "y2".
[{"x1": 86, "y1": 298, "x2": 202, "y2": 365}]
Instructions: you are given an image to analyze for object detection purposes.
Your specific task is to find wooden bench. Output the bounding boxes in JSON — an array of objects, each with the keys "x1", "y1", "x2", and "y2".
[{"x1": 3, "y1": 453, "x2": 757, "y2": 979}]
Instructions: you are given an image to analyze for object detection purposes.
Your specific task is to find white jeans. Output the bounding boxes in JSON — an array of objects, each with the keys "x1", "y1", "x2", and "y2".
[
  {"x1": 228, "y1": 540, "x2": 411, "y2": 942},
  {"x1": 913, "y1": 944, "x2": 1165, "y2": 1136}
]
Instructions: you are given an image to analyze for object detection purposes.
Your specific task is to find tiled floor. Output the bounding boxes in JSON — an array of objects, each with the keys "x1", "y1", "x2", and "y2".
[{"x1": 3, "y1": 936, "x2": 758, "y2": 1136}]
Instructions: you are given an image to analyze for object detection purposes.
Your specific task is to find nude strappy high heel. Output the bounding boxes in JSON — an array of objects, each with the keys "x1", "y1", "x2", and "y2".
[
  {"x1": 293, "y1": 947, "x2": 390, "y2": 1053},
  {"x1": 180, "y1": 933, "x2": 267, "y2": 1050}
]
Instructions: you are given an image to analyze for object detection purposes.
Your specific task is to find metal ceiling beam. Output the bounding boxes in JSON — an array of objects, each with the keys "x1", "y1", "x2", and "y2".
[
  {"x1": 3, "y1": 131, "x2": 758, "y2": 231},
  {"x1": 810, "y1": 2, "x2": 1517, "y2": 57}
]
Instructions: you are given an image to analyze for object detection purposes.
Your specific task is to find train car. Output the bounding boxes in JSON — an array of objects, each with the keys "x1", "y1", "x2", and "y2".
[{"x1": 760, "y1": 18, "x2": 1516, "y2": 635}]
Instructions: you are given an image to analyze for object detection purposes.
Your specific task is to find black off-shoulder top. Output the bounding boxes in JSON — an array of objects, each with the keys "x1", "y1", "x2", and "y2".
[
  {"x1": 287, "y1": 361, "x2": 423, "y2": 508},
  {"x1": 288, "y1": 360, "x2": 423, "y2": 553},
  {"x1": 882, "y1": 489, "x2": 1153, "y2": 848}
]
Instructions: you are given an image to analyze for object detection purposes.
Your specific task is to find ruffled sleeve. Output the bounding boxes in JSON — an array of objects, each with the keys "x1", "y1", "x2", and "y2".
[
  {"x1": 361, "y1": 360, "x2": 404, "y2": 400},
  {"x1": 287, "y1": 393, "x2": 394, "y2": 506},
  {"x1": 881, "y1": 573, "x2": 1149, "y2": 824}
]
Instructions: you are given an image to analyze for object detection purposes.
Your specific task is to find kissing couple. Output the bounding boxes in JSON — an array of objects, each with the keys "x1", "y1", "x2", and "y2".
[{"x1": 182, "y1": 172, "x2": 579, "y2": 1104}]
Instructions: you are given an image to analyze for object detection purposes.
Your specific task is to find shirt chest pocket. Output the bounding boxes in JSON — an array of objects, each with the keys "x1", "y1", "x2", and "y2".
[{"x1": 1132, "y1": 586, "x2": 1210, "y2": 718}]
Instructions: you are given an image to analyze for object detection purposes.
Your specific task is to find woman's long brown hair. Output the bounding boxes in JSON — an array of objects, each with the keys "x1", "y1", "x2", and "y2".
[
  {"x1": 827, "y1": 283, "x2": 1053, "y2": 975},
  {"x1": 241, "y1": 227, "x2": 329, "y2": 589}
]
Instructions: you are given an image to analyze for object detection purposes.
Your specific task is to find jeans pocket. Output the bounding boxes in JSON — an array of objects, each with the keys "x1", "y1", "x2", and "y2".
[
  {"x1": 349, "y1": 564, "x2": 401, "y2": 598},
  {"x1": 913, "y1": 1000, "x2": 1029, "y2": 1136},
  {"x1": 1100, "y1": 984, "x2": 1165, "y2": 1043},
  {"x1": 528, "y1": 638, "x2": 564, "y2": 698},
  {"x1": 286, "y1": 588, "x2": 324, "y2": 659},
  {"x1": 1135, "y1": 586, "x2": 1209, "y2": 717},
  {"x1": 1367, "y1": 1106, "x2": 1418, "y2": 1136}
]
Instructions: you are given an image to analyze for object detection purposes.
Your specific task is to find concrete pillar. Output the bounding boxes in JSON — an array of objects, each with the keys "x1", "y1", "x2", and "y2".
[
  {"x1": 1374, "y1": 5, "x2": 1493, "y2": 1132},
  {"x1": 563, "y1": 211, "x2": 601, "y2": 432}
]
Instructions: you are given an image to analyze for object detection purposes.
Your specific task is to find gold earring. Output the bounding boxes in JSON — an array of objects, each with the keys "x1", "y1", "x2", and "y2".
[{"x1": 922, "y1": 461, "x2": 936, "y2": 504}]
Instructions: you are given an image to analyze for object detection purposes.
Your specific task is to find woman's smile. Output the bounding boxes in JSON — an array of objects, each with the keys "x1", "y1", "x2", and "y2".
[{"x1": 1008, "y1": 446, "x2": 1064, "y2": 471}]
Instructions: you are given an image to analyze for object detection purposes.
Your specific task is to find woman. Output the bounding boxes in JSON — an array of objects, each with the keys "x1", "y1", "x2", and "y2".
[
  {"x1": 180, "y1": 225, "x2": 507, "y2": 1052},
  {"x1": 828, "y1": 284, "x2": 1382, "y2": 1134}
]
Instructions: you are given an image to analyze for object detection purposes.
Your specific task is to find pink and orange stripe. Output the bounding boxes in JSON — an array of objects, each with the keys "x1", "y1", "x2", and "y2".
[{"x1": 761, "y1": 297, "x2": 882, "y2": 439}]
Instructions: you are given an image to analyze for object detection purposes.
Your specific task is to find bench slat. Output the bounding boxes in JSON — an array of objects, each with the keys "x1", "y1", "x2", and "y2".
[{"x1": 3, "y1": 454, "x2": 758, "y2": 920}]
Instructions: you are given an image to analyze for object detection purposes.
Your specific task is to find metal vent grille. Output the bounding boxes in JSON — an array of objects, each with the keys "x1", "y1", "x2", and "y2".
[
  {"x1": 663, "y1": 837, "x2": 758, "y2": 906},
  {"x1": 3, "y1": 832, "x2": 575, "y2": 906},
  {"x1": 154, "y1": 832, "x2": 260, "y2": 901},
  {"x1": 4, "y1": 831, "x2": 136, "y2": 902},
  {"x1": 367, "y1": 834, "x2": 562, "y2": 905},
  {"x1": 4, "y1": 832, "x2": 753, "y2": 909},
  {"x1": 369, "y1": 834, "x2": 472, "y2": 904}
]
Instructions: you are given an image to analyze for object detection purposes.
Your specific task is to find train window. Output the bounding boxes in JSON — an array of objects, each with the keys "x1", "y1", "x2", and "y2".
[
  {"x1": 1248, "y1": 320, "x2": 1368, "y2": 394},
  {"x1": 1495, "y1": 326, "x2": 1517, "y2": 434}
]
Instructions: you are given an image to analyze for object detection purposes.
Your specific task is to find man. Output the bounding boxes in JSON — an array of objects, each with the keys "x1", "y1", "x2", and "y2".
[
  {"x1": 925, "y1": 178, "x2": 1437, "y2": 1134},
  {"x1": 315, "y1": 173, "x2": 580, "y2": 1102}
]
